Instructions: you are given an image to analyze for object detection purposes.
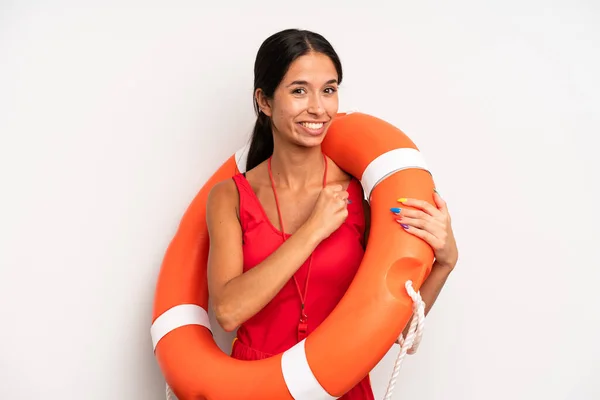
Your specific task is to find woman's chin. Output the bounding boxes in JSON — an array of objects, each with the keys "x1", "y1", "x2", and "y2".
[
  {"x1": 296, "y1": 135, "x2": 325, "y2": 149},
  {"x1": 292, "y1": 127, "x2": 328, "y2": 148}
]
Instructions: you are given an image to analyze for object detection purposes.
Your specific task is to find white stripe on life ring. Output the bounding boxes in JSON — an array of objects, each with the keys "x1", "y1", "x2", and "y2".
[
  {"x1": 281, "y1": 339, "x2": 338, "y2": 400},
  {"x1": 151, "y1": 304, "x2": 211, "y2": 351},
  {"x1": 361, "y1": 148, "x2": 430, "y2": 201}
]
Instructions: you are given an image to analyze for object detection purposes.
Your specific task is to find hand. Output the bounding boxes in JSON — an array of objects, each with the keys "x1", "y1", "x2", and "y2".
[
  {"x1": 305, "y1": 184, "x2": 349, "y2": 242},
  {"x1": 391, "y1": 190, "x2": 458, "y2": 270}
]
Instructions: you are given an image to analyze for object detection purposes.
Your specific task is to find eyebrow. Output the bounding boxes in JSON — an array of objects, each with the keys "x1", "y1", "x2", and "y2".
[{"x1": 287, "y1": 79, "x2": 338, "y2": 87}]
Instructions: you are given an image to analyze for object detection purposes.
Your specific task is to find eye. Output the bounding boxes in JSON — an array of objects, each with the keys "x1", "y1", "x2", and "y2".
[
  {"x1": 292, "y1": 87, "x2": 306, "y2": 95},
  {"x1": 324, "y1": 87, "x2": 337, "y2": 94}
]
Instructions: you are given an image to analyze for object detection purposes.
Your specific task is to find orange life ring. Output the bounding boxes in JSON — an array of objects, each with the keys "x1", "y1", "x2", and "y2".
[{"x1": 151, "y1": 112, "x2": 435, "y2": 400}]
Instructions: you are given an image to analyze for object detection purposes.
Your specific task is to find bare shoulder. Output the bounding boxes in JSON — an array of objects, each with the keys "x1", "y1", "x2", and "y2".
[
  {"x1": 327, "y1": 157, "x2": 362, "y2": 189},
  {"x1": 325, "y1": 156, "x2": 372, "y2": 243},
  {"x1": 325, "y1": 156, "x2": 356, "y2": 190},
  {"x1": 208, "y1": 178, "x2": 237, "y2": 204},
  {"x1": 242, "y1": 161, "x2": 269, "y2": 190},
  {"x1": 206, "y1": 178, "x2": 240, "y2": 224}
]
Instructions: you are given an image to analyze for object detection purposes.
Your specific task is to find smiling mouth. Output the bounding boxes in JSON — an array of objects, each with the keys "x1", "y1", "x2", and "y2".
[{"x1": 299, "y1": 121, "x2": 325, "y2": 130}]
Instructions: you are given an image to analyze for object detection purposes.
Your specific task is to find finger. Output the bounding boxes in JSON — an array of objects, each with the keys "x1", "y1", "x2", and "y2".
[
  {"x1": 433, "y1": 190, "x2": 448, "y2": 214},
  {"x1": 392, "y1": 207, "x2": 445, "y2": 229},
  {"x1": 396, "y1": 216, "x2": 445, "y2": 238},
  {"x1": 397, "y1": 197, "x2": 441, "y2": 217},
  {"x1": 333, "y1": 193, "x2": 349, "y2": 207},
  {"x1": 336, "y1": 197, "x2": 348, "y2": 207},
  {"x1": 341, "y1": 207, "x2": 349, "y2": 219},
  {"x1": 393, "y1": 208, "x2": 433, "y2": 221},
  {"x1": 334, "y1": 190, "x2": 350, "y2": 204},
  {"x1": 396, "y1": 222, "x2": 443, "y2": 249}
]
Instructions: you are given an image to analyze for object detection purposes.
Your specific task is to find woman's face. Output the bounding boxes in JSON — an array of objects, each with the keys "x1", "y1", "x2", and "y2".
[{"x1": 258, "y1": 51, "x2": 339, "y2": 149}]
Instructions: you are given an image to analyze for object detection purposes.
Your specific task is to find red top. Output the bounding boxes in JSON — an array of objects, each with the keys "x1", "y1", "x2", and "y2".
[{"x1": 230, "y1": 156, "x2": 374, "y2": 399}]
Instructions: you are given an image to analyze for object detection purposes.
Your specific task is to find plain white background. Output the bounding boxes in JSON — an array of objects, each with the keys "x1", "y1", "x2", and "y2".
[{"x1": 1, "y1": 1, "x2": 599, "y2": 399}]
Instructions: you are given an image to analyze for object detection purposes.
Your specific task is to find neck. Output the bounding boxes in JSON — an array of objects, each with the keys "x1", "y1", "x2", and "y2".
[{"x1": 269, "y1": 144, "x2": 324, "y2": 190}]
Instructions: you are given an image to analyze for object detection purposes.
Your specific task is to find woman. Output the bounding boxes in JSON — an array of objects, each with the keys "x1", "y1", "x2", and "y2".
[{"x1": 206, "y1": 28, "x2": 458, "y2": 399}]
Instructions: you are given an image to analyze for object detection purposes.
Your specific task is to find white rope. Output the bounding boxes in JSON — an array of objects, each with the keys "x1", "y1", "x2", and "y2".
[
  {"x1": 165, "y1": 383, "x2": 178, "y2": 400},
  {"x1": 383, "y1": 280, "x2": 426, "y2": 400}
]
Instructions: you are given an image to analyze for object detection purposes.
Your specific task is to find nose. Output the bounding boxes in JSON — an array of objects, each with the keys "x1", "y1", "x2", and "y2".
[{"x1": 307, "y1": 93, "x2": 325, "y2": 116}]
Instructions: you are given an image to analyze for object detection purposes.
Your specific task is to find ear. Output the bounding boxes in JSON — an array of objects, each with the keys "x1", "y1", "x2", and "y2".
[{"x1": 255, "y1": 88, "x2": 273, "y2": 117}]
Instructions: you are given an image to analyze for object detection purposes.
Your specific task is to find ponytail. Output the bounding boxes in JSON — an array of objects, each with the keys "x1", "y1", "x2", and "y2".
[{"x1": 246, "y1": 110, "x2": 273, "y2": 171}]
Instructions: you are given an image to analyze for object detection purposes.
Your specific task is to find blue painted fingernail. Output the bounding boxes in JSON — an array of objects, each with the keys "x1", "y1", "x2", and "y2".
[
  {"x1": 401, "y1": 223, "x2": 409, "y2": 229},
  {"x1": 390, "y1": 207, "x2": 401, "y2": 213}
]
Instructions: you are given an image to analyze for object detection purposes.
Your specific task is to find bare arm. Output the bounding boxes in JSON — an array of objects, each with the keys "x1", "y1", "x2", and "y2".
[{"x1": 207, "y1": 180, "x2": 322, "y2": 332}]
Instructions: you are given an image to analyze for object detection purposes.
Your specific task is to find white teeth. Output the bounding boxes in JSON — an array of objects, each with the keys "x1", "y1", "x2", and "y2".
[{"x1": 300, "y1": 122, "x2": 324, "y2": 130}]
